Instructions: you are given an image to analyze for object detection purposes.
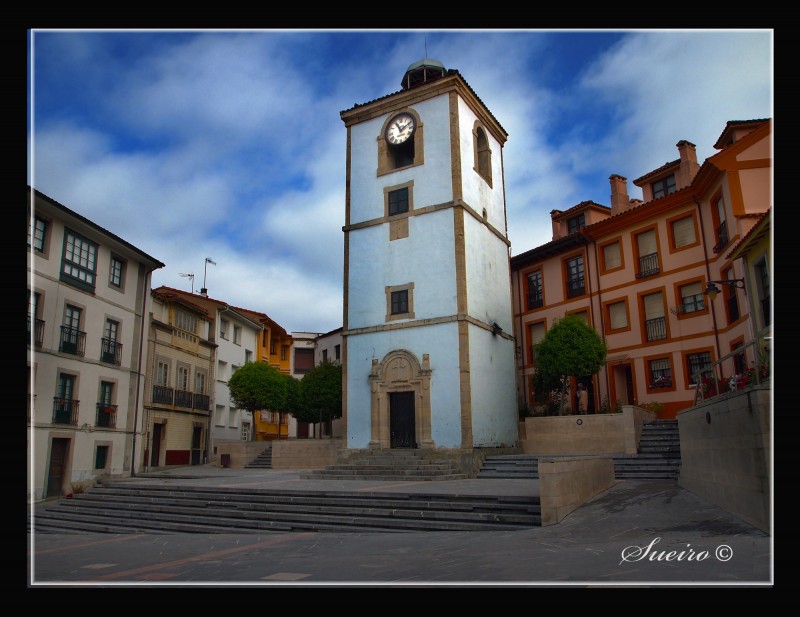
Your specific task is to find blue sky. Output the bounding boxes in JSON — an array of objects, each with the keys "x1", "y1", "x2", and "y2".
[{"x1": 27, "y1": 29, "x2": 773, "y2": 334}]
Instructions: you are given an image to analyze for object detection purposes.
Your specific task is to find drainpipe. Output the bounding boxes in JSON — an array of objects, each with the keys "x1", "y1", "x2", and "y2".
[
  {"x1": 694, "y1": 197, "x2": 724, "y2": 379},
  {"x1": 581, "y1": 228, "x2": 609, "y2": 405},
  {"x1": 131, "y1": 267, "x2": 156, "y2": 477},
  {"x1": 515, "y1": 266, "x2": 525, "y2": 407}
]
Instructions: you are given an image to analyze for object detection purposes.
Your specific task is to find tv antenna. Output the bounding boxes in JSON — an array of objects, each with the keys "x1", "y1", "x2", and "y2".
[
  {"x1": 201, "y1": 257, "x2": 216, "y2": 295},
  {"x1": 178, "y1": 272, "x2": 195, "y2": 293}
]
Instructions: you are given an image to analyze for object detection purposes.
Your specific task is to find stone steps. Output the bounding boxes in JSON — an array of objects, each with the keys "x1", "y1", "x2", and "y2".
[
  {"x1": 30, "y1": 481, "x2": 541, "y2": 533},
  {"x1": 303, "y1": 450, "x2": 468, "y2": 481},
  {"x1": 244, "y1": 444, "x2": 273, "y2": 469},
  {"x1": 477, "y1": 420, "x2": 682, "y2": 480}
]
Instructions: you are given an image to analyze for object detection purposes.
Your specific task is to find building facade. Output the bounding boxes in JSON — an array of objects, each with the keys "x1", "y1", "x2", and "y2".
[
  {"x1": 28, "y1": 187, "x2": 164, "y2": 500},
  {"x1": 152, "y1": 287, "x2": 263, "y2": 448},
  {"x1": 511, "y1": 119, "x2": 772, "y2": 419},
  {"x1": 141, "y1": 289, "x2": 214, "y2": 469},
  {"x1": 235, "y1": 306, "x2": 293, "y2": 441},
  {"x1": 340, "y1": 59, "x2": 518, "y2": 451}
]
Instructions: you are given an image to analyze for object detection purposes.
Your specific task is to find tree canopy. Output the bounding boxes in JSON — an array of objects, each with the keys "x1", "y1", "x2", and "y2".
[
  {"x1": 535, "y1": 314, "x2": 607, "y2": 381},
  {"x1": 228, "y1": 362, "x2": 287, "y2": 413},
  {"x1": 534, "y1": 314, "x2": 607, "y2": 413},
  {"x1": 294, "y1": 360, "x2": 342, "y2": 425}
]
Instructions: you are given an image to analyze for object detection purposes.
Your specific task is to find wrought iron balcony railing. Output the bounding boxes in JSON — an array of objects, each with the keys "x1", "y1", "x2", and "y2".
[
  {"x1": 96, "y1": 403, "x2": 117, "y2": 428},
  {"x1": 52, "y1": 397, "x2": 79, "y2": 425},
  {"x1": 713, "y1": 220, "x2": 728, "y2": 254},
  {"x1": 174, "y1": 389, "x2": 194, "y2": 408},
  {"x1": 645, "y1": 316, "x2": 667, "y2": 342},
  {"x1": 59, "y1": 325, "x2": 86, "y2": 356},
  {"x1": 28, "y1": 315, "x2": 44, "y2": 347},
  {"x1": 636, "y1": 252, "x2": 659, "y2": 278},
  {"x1": 566, "y1": 277, "x2": 585, "y2": 299},
  {"x1": 152, "y1": 385, "x2": 174, "y2": 405},
  {"x1": 100, "y1": 337, "x2": 123, "y2": 365},
  {"x1": 193, "y1": 393, "x2": 211, "y2": 411},
  {"x1": 527, "y1": 291, "x2": 543, "y2": 310}
]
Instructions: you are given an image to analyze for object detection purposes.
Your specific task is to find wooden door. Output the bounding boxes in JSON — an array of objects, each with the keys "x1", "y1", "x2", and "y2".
[
  {"x1": 46, "y1": 438, "x2": 69, "y2": 498},
  {"x1": 390, "y1": 391, "x2": 416, "y2": 448}
]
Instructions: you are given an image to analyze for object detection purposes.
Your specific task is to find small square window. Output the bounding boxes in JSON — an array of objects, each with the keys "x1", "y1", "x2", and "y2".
[
  {"x1": 391, "y1": 290, "x2": 408, "y2": 314},
  {"x1": 388, "y1": 188, "x2": 409, "y2": 216}
]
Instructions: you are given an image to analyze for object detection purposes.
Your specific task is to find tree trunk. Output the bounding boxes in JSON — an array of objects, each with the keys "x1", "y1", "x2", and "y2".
[{"x1": 559, "y1": 375, "x2": 568, "y2": 416}]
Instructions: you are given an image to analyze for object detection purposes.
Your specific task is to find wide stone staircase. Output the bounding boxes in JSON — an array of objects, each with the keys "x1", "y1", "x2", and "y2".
[
  {"x1": 301, "y1": 449, "x2": 468, "y2": 481},
  {"x1": 244, "y1": 444, "x2": 273, "y2": 469},
  {"x1": 477, "y1": 419, "x2": 681, "y2": 481},
  {"x1": 30, "y1": 480, "x2": 540, "y2": 534}
]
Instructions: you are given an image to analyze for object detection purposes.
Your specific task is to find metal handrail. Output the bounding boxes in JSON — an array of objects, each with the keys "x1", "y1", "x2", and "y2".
[{"x1": 692, "y1": 336, "x2": 770, "y2": 404}]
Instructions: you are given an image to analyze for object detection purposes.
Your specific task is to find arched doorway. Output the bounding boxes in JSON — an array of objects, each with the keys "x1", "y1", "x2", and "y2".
[{"x1": 368, "y1": 349, "x2": 433, "y2": 449}]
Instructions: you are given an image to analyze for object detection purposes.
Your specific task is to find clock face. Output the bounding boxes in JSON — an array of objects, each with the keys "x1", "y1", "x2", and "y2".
[{"x1": 386, "y1": 113, "x2": 416, "y2": 146}]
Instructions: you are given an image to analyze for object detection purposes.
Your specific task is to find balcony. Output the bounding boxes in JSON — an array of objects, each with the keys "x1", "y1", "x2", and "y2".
[
  {"x1": 28, "y1": 315, "x2": 44, "y2": 348},
  {"x1": 713, "y1": 220, "x2": 728, "y2": 254},
  {"x1": 101, "y1": 337, "x2": 123, "y2": 365},
  {"x1": 636, "y1": 253, "x2": 659, "y2": 278},
  {"x1": 175, "y1": 389, "x2": 194, "y2": 408},
  {"x1": 193, "y1": 393, "x2": 211, "y2": 411},
  {"x1": 152, "y1": 384, "x2": 174, "y2": 405},
  {"x1": 52, "y1": 398, "x2": 79, "y2": 425},
  {"x1": 566, "y1": 277, "x2": 585, "y2": 299},
  {"x1": 645, "y1": 317, "x2": 667, "y2": 342},
  {"x1": 527, "y1": 290, "x2": 543, "y2": 310},
  {"x1": 96, "y1": 403, "x2": 117, "y2": 428},
  {"x1": 59, "y1": 325, "x2": 86, "y2": 356}
]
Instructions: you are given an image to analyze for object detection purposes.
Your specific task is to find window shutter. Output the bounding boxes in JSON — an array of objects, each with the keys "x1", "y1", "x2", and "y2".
[
  {"x1": 672, "y1": 217, "x2": 696, "y2": 248},
  {"x1": 680, "y1": 281, "x2": 702, "y2": 300},
  {"x1": 530, "y1": 322, "x2": 545, "y2": 344},
  {"x1": 643, "y1": 292, "x2": 664, "y2": 319},
  {"x1": 609, "y1": 302, "x2": 627, "y2": 329},
  {"x1": 637, "y1": 230, "x2": 657, "y2": 256},
  {"x1": 603, "y1": 242, "x2": 621, "y2": 270}
]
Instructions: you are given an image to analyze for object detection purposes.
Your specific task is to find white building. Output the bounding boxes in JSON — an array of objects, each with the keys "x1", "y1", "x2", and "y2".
[
  {"x1": 339, "y1": 60, "x2": 518, "y2": 452},
  {"x1": 152, "y1": 287, "x2": 263, "y2": 449},
  {"x1": 28, "y1": 187, "x2": 164, "y2": 501}
]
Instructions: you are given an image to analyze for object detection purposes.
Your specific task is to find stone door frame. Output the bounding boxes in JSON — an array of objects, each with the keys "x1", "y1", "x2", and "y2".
[{"x1": 368, "y1": 349, "x2": 433, "y2": 449}]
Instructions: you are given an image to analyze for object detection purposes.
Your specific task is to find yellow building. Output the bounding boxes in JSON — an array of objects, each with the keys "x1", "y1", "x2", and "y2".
[{"x1": 233, "y1": 306, "x2": 293, "y2": 440}]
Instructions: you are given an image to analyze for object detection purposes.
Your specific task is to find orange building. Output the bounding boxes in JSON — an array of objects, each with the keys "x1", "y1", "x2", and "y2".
[
  {"x1": 511, "y1": 119, "x2": 771, "y2": 419},
  {"x1": 230, "y1": 306, "x2": 294, "y2": 441}
]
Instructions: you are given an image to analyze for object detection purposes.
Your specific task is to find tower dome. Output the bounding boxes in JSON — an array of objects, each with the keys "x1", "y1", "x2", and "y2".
[{"x1": 401, "y1": 58, "x2": 446, "y2": 90}]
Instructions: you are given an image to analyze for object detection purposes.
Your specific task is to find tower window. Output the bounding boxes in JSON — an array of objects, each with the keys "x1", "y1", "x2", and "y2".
[
  {"x1": 388, "y1": 188, "x2": 409, "y2": 216},
  {"x1": 474, "y1": 125, "x2": 493, "y2": 186},
  {"x1": 385, "y1": 283, "x2": 415, "y2": 322}
]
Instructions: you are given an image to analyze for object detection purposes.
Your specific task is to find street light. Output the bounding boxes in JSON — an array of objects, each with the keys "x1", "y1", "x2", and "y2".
[{"x1": 704, "y1": 278, "x2": 745, "y2": 302}]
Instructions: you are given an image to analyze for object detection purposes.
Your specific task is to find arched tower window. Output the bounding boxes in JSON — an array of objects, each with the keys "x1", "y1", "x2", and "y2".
[{"x1": 474, "y1": 124, "x2": 493, "y2": 186}]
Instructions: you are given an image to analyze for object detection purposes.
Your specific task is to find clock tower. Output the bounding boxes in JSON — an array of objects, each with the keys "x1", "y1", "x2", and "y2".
[{"x1": 340, "y1": 59, "x2": 518, "y2": 454}]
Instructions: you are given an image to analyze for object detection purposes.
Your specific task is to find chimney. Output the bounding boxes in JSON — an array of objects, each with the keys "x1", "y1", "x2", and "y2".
[
  {"x1": 609, "y1": 174, "x2": 631, "y2": 216},
  {"x1": 550, "y1": 210, "x2": 563, "y2": 240},
  {"x1": 630, "y1": 198, "x2": 643, "y2": 209},
  {"x1": 676, "y1": 140, "x2": 700, "y2": 188},
  {"x1": 199, "y1": 288, "x2": 208, "y2": 297}
]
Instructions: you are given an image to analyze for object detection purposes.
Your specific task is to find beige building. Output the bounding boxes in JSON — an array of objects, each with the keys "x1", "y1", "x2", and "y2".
[
  {"x1": 28, "y1": 186, "x2": 164, "y2": 500},
  {"x1": 141, "y1": 289, "x2": 215, "y2": 470}
]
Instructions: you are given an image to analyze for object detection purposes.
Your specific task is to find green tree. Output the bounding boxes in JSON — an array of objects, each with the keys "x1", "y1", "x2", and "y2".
[
  {"x1": 534, "y1": 314, "x2": 607, "y2": 415},
  {"x1": 296, "y1": 360, "x2": 342, "y2": 436},
  {"x1": 228, "y1": 361, "x2": 288, "y2": 419}
]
